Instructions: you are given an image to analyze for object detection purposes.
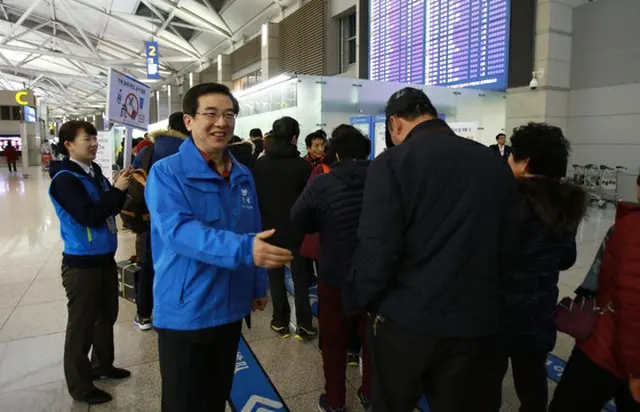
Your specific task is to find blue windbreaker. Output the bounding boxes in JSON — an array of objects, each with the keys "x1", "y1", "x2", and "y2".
[{"x1": 145, "y1": 137, "x2": 268, "y2": 331}]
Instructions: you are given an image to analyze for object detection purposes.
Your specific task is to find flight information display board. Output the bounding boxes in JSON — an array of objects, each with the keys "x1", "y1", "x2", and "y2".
[
  {"x1": 369, "y1": 0, "x2": 511, "y2": 91},
  {"x1": 369, "y1": 0, "x2": 426, "y2": 85}
]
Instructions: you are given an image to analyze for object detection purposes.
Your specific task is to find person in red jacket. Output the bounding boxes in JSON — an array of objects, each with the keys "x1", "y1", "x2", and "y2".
[
  {"x1": 550, "y1": 172, "x2": 640, "y2": 412},
  {"x1": 4, "y1": 140, "x2": 18, "y2": 172}
]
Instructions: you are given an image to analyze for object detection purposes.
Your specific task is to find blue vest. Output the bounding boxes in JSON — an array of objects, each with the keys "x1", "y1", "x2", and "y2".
[{"x1": 49, "y1": 170, "x2": 118, "y2": 256}]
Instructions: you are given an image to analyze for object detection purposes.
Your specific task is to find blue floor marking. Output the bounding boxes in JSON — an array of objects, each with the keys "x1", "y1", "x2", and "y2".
[
  {"x1": 230, "y1": 336, "x2": 289, "y2": 411},
  {"x1": 286, "y1": 268, "x2": 618, "y2": 412}
]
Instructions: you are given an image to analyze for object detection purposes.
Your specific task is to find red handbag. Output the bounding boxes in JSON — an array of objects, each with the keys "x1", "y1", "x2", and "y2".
[{"x1": 554, "y1": 296, "x2": 612, "y2": 340}]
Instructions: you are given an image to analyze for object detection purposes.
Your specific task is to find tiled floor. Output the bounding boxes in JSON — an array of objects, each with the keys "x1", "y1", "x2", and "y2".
[{"x1": 0, "y1": 168, "x2": 616, "y2": 412}]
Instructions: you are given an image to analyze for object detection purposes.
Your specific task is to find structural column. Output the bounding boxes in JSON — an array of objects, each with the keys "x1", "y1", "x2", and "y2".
[
  {"x1": 261, "y1": 22, "x2": 281, "y2": 79},
  {"x1": 157, "y1": 89, "x2": 170, "y2": 122},
  {"x1": 169, "y1": 84, "x2": 183, "y2": 115},
  {"x1": 505, "y1": 0, "x2": 587, "y2": 136},
  {"x1": 217, "y1": 54, "x2": 232, "y2": 88}
]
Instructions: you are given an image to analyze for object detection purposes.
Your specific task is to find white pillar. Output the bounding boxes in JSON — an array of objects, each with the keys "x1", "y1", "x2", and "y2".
[{"x1": 261, "y1": 22, "x2": 281, "y2": 79}]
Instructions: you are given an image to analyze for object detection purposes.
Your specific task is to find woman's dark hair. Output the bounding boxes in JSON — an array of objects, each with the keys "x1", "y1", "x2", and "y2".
[
  {"x1": 330, "y1": 124, "x2": 370, "y2": 160},
  {"x1": 169, "y1": 111, "x2": 189, "y2": 135},
  {"x1": 57, "y1": 120, "x2": 97, "y2": 156},
  {"x1": 510, "y1": 122, "x2": 570, "y2": 179},
  {"x1": 182, "y1": 82, "x2": 239, "y2": 116},
  {"x1": 305, "y1": 131, "x2": 327, "y2": 148},
  {"x1": 272, "y1": 117, "x2": 300, "y2": 142}
]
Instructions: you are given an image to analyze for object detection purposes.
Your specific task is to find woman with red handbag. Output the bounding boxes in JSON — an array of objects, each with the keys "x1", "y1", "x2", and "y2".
[
  {"x1": 550, "y1": 173, "x2": 640, "y2": 412},
  {"x1": 487, "y1": 123, "x2": 588, "y2": 411}
]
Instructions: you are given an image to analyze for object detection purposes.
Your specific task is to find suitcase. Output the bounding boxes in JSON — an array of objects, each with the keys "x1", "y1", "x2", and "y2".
[{"x1": 117, "y1": 259, "x2": 140, "y2": 303}]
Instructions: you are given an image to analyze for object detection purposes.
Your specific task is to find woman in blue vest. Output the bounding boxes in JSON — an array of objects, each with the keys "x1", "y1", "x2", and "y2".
[{"x1": 49, "y1": 120, "x2": 133, "y2": 405}]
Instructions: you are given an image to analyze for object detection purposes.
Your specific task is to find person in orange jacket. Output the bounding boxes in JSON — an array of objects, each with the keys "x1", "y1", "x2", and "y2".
[
  {"x1": 4, "y1": 140, "x2": 18, "y2": 173},
  {"x1": 550, "y1": 172, "x2": 640, "y2": 411}
]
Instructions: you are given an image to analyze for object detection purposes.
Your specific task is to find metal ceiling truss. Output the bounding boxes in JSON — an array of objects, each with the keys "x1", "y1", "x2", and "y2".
[{"x1": 0, "y1": 0, "x2": 283, "y2": 116}]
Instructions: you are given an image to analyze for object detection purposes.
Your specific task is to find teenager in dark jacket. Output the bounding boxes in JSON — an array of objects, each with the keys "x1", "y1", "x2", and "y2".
[
  {"x1": 292, "y1": 125, "x2": 372, "y2": 412},
  {"x1": 253, "y1": 116, "x2": 316, "y2": 340},
  {"x1": 228, "y1": 135, "x2": 256, "y2": 170},
  {"x1": 49, "y1": 121, "x2": 133, "y2": 405},
  {"x1": 550, "y1": 174, "x2": 640, "y2": 412},
  {"x1": 343, "y1": 88, "x2": 519, "y2": 412},
  {"x1": 487, "y1": 123, "x2": 588, "y2": 411},
  {"x1": 250, "y1": 128, "x2": 264, "y2": 159},
  {"x1": 131, "y1": 112, "x2": 189, "y2": 331}
]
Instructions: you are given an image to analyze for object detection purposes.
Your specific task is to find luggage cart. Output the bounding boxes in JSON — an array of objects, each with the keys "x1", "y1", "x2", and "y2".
[
  {"x1": 41, "y1": 153, "x2": 52, "y2": 173},
  {"x1": 584, "y1": 164, "x2": 602, "y2": 205},
  {"x1": 596, "y1": 165, "x2": 627, "y2": 208},
  {"x1": 570, "y1": 164, "x2": 586, "y2": 186}
]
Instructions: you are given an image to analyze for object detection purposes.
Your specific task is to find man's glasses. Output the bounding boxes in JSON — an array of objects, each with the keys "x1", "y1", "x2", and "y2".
[{"x1": 196, "y1": 112, "x2": 236, "y2": 122}]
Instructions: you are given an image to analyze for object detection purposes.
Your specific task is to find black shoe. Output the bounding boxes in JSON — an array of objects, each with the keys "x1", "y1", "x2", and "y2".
[
  {"x1": 357, "y1": 387, "x2": 371, "y2": 411},
  {"x1": 92, "y1": 367, "x2": 131, "y2": 381},
  {"x1": 295, "y1": 325, "x2": 318, "y2": 341},
  {"x1": 318, "y1": 393, "x2": 346, "y2": 412},
  {"x1": 74, "y1": 387, "x2": 113, "y2": 405},
  {"x1": 270, "y1": 321, "x2": 291, "y2": 339}
]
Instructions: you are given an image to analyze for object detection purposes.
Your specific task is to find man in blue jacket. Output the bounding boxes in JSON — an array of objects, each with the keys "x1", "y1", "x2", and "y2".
[
  {"x1": 131, "y1": 111, "x2": 189, "y2": 331},
  {"x1": 145, "y1": 82, "x2": 293, "y2": 412}
]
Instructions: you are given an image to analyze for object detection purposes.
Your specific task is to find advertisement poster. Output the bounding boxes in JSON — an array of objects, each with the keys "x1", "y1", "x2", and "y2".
[
  {"x1": 449, "y1": 122, "x2": 479, "y2": 141},
  {"x1": 106, "y1": 69, "x2": 150, "y2": 130},
  {"x1": 96, "y1": 130, "x2": 114, "y2": 182},
  {"x1": 373, "y1": 114, "x2": 387, "y2": 158}
]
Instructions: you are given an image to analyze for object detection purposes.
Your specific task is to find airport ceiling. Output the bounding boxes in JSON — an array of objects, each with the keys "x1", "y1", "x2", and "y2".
[{"x1": 0, "y1": 0, "x2": 293, "y2": 118}]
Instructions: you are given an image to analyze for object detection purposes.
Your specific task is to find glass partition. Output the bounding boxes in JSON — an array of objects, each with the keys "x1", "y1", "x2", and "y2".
[{"x1": 233, "y1": 74, "x2": 506, "y2": 150}]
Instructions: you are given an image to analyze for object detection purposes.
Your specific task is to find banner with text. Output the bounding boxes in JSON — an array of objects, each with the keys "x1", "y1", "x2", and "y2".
[
  {"x1": 106, "y1": 68, "x2": 150, "y2": 130},
  {"x1": 96, "y1": 130, "x2": 114, "y2": 182},
  {"x1": 449, "y1": 122, "x2": 479, "y2": 141}
]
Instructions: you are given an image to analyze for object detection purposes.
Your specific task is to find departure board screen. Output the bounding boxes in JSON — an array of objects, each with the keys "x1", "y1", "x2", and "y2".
[{"x1": 369, "y1": 0, "x2": 511, "y2": 91}]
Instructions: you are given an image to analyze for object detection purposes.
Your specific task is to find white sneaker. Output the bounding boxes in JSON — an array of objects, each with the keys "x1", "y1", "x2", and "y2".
[{"x1": 134, "y1": 315, "x2": 153, "y2": 331}]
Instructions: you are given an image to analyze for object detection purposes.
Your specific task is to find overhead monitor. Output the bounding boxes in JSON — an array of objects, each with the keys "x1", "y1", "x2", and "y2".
[
  {"x1": 23, "y1": 106, "x2": 36, "y2": 123},
  {"x1": 369, "y1": 0, "x2": 511, "y2": 91}
]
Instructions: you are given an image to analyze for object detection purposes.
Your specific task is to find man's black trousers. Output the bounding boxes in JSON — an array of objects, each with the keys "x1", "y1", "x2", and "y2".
[
  {"x1": 488, "y1": 353, "x2": 550, "y2": 412},
  {"x1": 267, "y1": 254, "x2": 313, "y2": 329},
  {"x1": 157, "y1": 321, "x2": 242, "y2": 412},
  {"x1": 135, "y1": 230, "x2": 154, "y2": 319},
  {"x1": 367, "y1": 316, "x2": 499, "y2": 412}
]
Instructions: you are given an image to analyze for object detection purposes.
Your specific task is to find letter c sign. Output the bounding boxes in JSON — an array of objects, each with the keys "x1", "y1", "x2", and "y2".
[{"x1": 15, "y1": 91, "x2": 28, "y2": 106}]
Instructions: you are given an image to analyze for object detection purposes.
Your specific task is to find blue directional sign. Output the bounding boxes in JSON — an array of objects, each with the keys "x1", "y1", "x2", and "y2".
[{"x1": 145, "y1": 41, "x2": 159, "y2": 80}]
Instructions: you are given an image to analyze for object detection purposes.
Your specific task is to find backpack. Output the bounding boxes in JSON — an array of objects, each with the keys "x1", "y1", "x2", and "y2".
[{"x1": 120, "y1": 145, "x2": 154, "y2": 234}]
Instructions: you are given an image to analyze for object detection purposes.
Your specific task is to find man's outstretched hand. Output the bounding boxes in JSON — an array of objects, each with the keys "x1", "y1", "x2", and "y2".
[
  {"x1": 252, "y1": 229, "x2": 293, "y2": 268},
  {"x1": 252, "y1": 297, "x2": 269, "y2": 312}
]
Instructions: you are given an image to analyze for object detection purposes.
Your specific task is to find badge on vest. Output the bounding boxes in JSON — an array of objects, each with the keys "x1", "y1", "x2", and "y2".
[
  {"x1": 106, "y1": 216, "x2": 118, "y2": 234},
  {"x1": 240, "y1": 188, "x2": 253, "y2": 210}
]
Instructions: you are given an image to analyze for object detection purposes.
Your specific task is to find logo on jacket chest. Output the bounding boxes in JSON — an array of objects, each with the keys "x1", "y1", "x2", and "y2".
[{"x1": 240, "y1": 188, "x2": 253, "y2": 210}]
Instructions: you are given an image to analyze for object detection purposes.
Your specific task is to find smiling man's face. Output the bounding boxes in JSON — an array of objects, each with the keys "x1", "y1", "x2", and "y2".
[{"x1": 184, "y1": 93, "x2": 236, "y2": 155}]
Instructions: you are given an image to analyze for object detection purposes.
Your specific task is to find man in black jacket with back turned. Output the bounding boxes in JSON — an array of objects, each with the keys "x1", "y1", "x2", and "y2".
[
  {"x1": 253, "y1": 116, "x2": 316, "y2": 341},
  {"x1": 343, "y1": 88, "x2": 519, "y2": 412}
]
